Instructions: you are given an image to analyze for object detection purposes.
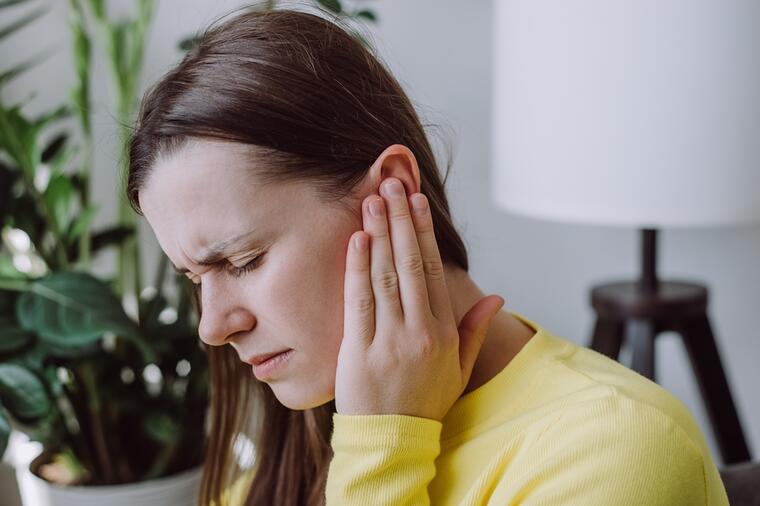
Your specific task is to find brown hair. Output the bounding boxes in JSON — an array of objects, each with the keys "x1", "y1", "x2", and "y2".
[{"x1": 126, "y1": 6, "x2": 469, "y2": 505}]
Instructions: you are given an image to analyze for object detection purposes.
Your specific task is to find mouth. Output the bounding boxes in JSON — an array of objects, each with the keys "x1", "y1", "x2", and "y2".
[
  {"x1": 244, "y1": 349, "x2": 293, "y2": 366},
  {"x1": 250, "y1": 349, "x2": 295, "y2": 380}
]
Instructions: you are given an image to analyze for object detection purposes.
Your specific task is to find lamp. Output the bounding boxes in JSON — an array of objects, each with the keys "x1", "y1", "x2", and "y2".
[{"x1": 491, "y1": 0, "x2": 760, "y2": 465}]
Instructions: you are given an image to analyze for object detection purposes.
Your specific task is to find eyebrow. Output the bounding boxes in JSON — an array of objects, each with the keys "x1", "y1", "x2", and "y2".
[{"x1": 172, "y1": 231, "x2": 259, "y2": 274}]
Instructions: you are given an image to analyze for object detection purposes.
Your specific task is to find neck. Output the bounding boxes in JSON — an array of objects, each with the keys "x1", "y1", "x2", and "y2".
[{"x1": 443, "y1": 264, "x2": 535, "y2": 396}]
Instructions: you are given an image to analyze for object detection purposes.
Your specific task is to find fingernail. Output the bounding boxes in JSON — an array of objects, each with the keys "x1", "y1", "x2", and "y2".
[
  {"x1": 369, "y1": 198, "x2": 384, "y2": 217},
  {"x1": 386, "y1": 179, "x2": 404, "y2": 197},
  {"x1": 412, "y1": 194, "x2": 427, "y2": 213},
  {"x1": 354, "y1": 234, "x2": 368, "y2": 251}
]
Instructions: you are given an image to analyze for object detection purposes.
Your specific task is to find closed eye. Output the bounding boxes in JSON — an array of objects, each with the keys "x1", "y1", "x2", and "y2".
[
  {"x1": 186, "y1": 252, "x2": 265, "y2": 291},
  {"x1": 227, "y1": 252, "x2": 265, "y2": 278}
]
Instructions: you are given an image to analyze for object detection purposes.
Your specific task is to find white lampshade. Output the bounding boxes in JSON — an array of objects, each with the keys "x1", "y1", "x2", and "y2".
[{"x1": 491, "y1": 0, "x2": 760, "y2": 229}]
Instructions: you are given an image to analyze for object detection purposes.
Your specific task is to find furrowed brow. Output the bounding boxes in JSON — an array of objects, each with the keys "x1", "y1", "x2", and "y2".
[{"x1": 171, "y1": 231, "x2": 258, "y2": 274}]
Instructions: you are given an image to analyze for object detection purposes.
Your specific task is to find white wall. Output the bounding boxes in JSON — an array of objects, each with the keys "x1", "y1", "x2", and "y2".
[{"x1": 1, "y1": 3, "x2": 758, "y2": 494}]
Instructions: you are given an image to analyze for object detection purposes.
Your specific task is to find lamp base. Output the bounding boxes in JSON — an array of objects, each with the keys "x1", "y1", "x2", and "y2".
[{"x1": 590, "y1": 279, "x2": 751, "y2": 465}]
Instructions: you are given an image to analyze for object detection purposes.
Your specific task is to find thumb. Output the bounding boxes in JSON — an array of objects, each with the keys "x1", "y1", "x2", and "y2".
[{"x1": 457, "y1": 294, "x2": 506, "y2": 381}]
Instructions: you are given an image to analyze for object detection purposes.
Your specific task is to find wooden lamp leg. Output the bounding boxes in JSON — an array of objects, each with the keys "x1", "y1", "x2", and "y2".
[{"x1": 678, "y1": 314, "x2": 751, "y2": 464}]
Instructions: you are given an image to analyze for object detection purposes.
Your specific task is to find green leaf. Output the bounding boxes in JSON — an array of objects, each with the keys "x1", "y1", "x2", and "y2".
[
  {"x1": 0, "y1": 6, "x2": 48, "y2": 40},
  {"x1": 6, "y1": 338, "x2": 48, "y2": 372},
  {"x1": 0, "y1": 363, "x2": 51, "y2": 421},
  {"x1": 0, "y1": 52, "x2": 49, "y2": 88},
  {"x1": 21, "y1": 400, "x2": 62, "y2": 445},
  {"x1": 0, "y1": 255, "x2": 25, "y2": 280},
  {"x1": 67, "y1": 203, "x2": 98, "y2": 242},
  {"x1": 143, "y1": 411, "x2": 181, "y2": 443},
  {"x1": 16, "y1": 271, "x2": 135, "y2": 344},
  {"x1": 43, "y1": 174, "x2": 74, "y2": 234},
  {"x1": 0, "y1": 104, "x2": 70, "y2": 184},
  {"x1": 136, "y1": 0, "x2": 154, "y2": 30},
  {"x1": 47, "y1": 143, "x2": 78, "y2": 177},
  {"x1": 110, "y1": 22, "x2": 128, "y2": 76},
  {"x1": 33, "y1": 104, "x2": 71, "y2": 132},
  {"x1": 41, "y1": 364, "x2": 63, "y2": 397},
  {"x1": 0, "y1": 316, "x2": 32, "y2": 353},
  {"x1": 177, "y1": 34, "x2": 200, "y2": 52},
  {"x1": 69, "y1": 0, "x2": 92, "y2": 136},
  {"x1": 0, "y1": 0, "x2": 34, "y2": 9},
  {"x1": 84, "y1": 0, "x2": 105, "y2": 22},
  {"x1": 41, "y1": 338, "x2": 99, "y2": 359},
  {"x1": 0, "y1": 408, "x2": 9, "y2": 459},
  {"x1": 67, "y1": 172, "x2": 86, "y2": 195},
  {"x1": 316, "y1": 0, "x2": 342, "y2": 14},
  {"x1": 0, "y1": 103, "x2": 39, "y2": 176},
  {"x1": 15, "y1": 271, "x2": 156, "y2": 362},
  {"x1": 354, "y1": 9, "x2": 377, "y2": 22}
]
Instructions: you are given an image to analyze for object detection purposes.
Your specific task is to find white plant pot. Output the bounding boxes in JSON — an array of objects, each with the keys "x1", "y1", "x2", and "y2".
[{"x1": 7, "y1": 430, "x2": 203, "y2": 506}]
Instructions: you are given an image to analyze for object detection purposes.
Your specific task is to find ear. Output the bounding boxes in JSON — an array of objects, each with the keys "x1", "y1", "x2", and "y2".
[{"x1": 365, "y1": 144, "x2": 422, "y2": 197}]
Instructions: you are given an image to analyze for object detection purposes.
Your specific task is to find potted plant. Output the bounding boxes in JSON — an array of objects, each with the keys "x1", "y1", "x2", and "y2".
[
  {"x1": 0, "y1": 0, "x2": 377, "y2": 504},
  {"x1": 0, "y1": 0, "x2": 209, "y2": 503}
]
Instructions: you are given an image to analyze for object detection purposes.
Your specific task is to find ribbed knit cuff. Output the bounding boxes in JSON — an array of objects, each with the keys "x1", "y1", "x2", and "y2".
[{"x1": 331, "y1": 413, "x2": 443, "y2": 452}]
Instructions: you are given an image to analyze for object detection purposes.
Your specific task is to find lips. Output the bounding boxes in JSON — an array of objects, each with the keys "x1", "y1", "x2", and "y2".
[{"x1": 244, "y1": 349, "x2": 291, "y2": 366}]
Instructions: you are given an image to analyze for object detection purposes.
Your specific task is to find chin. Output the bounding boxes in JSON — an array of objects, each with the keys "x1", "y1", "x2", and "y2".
[{"x1": 269, "y1": 383, "x2": 335, "y2": 411}]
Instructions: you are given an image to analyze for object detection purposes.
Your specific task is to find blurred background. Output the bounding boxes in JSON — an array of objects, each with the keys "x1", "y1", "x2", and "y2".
[{"x1": 0, "y1": 0, "x2": 758, "y2": 503}]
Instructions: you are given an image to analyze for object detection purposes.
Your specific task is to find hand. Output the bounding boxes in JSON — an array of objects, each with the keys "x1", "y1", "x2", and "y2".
[{"x1": 335, "y1": 177, "x2": 506, "y2": 421}]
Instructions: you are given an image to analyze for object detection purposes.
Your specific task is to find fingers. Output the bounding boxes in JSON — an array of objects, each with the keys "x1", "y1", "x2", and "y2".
[
  {"x1": 377, "y1": 178, "x2": 431, "y2": 323},
  {"x1": 344, "y1": 231, "x2": 375, "y2": 345},
  {"x1": 408, "y1": 192, "x2": 453, "y2": 321},
  {"x1": 362, "y1": 193, "x2": 405, "y2": 324}
]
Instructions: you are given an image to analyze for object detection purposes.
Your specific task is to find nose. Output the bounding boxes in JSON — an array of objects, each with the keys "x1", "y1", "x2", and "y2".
[{"x1": 197, "y1": 276, "x2": 255, "y2": 346}]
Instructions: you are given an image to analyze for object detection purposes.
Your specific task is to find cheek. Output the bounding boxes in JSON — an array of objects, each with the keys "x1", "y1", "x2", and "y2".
[{"x1": 265, "y1": 238, "x2": 349, "y2": 344}]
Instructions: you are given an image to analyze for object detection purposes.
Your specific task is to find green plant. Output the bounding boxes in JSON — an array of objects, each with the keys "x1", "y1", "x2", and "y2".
[
  {"x1": 0, "y1": 0, "x2": 377, "y2": 486},
  {"x1": 0, "y1": 0, "x2": 208, "y2": 485}
]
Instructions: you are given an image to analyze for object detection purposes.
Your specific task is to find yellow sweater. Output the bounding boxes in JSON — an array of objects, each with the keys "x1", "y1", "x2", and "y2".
[{"x1": 223, "y1": 311, "x2": 729, "y2": 505}]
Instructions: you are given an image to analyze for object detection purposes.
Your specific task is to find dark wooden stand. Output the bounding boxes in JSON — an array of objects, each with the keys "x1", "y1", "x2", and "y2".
[{"x1": 589, "y1": 229, "x2": 751, "y2": 464}]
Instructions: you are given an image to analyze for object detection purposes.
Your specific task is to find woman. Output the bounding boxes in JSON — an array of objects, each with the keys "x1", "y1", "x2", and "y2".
[{"x1": 126, "y1": 7, "x2": 729, "y2": 506}]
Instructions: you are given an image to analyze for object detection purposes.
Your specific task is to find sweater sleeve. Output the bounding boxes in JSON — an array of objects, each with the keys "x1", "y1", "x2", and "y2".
[{"x1": 325, "y1": 413, "x2": 443, "y2": 505}]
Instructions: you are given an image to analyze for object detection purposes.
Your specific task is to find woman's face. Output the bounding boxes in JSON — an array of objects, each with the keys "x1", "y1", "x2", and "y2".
[{"x1": 139, "y1": 138, "x2": 363, "y2": 410}]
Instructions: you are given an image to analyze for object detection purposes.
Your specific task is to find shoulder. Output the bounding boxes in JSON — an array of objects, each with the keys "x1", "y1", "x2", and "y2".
[
  {"x1": 545, "y1": 335, "x2": 714, "y2": 454},
  {"x1": 515, "y1": 330, "x2": 729, "y2": 504},
  {"x1": 547, "y1": 392, "x2": 704, "y2": 455},
  {"x1": 519, "y1": 394, "x2": 715, "y2": 505}
]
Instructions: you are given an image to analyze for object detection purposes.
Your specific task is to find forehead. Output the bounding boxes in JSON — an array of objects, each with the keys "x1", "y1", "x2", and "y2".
[
  {"x1": 138, "y1": 138, "x2": 303, "y2": 264},
  {"x1": 149, "y1": 138, "x2": 253, "y2": 198},
  {"x1": 141, "y1": 138, "x2": 258, "y2": 226}
]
